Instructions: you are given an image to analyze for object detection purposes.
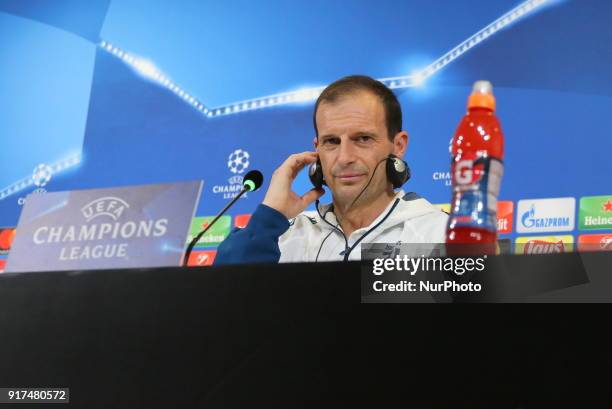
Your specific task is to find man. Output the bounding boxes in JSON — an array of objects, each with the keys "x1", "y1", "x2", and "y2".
[{"x1": 214, "y1": 75, "x2": 448, "y2": 264}]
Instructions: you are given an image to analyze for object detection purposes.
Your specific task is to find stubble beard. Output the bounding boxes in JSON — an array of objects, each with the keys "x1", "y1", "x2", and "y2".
[{"x1": 332, "y1": 173, "x2": 387, "y2": 215}]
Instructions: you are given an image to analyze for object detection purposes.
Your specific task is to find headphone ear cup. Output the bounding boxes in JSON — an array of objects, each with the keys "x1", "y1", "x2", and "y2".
[
  {"x1": 309, "y1": 159, "x2": 326, "y2": 189},
  {"x1": 386, "y1": 154, "x2": 410, "y2": 189}
]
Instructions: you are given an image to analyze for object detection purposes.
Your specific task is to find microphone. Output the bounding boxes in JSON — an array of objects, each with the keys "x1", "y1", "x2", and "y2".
[
  {"x1": 182, "y1": 170, "x2": 264, "y2": 267},
  {"x1": 241, "y1": 169, "x2": 264, "y2": 193}
]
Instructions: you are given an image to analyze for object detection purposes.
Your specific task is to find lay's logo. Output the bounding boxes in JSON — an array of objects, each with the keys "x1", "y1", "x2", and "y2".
[
  {"x1": 525, "y1": 240, "x2": 565, "y2": 254},
  {"x1": 515, "y1": 235, "x2": 574, "y2": 254}
]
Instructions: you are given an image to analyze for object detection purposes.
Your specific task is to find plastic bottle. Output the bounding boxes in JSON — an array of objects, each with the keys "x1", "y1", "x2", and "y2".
[{"x1": 446, "y1": 81, "x2": 504, "y2": 255}]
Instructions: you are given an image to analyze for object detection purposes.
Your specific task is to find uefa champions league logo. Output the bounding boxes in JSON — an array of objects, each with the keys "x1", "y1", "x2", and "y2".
[
  {"x1": 32, "y1": 163, "x2": 53, "y2": 187},
  {"x1": 81, "y1": 197, "x2": 130, "y2": 222},
  {"x1": 212, "y1": 149, "x2": 252, "y2": 199},
  {"x1": 18, "y1": 164, "x2": 53, "y2": 205},
  {"x1": 227, "y1": 149, "x2": 250, "y2": 174}
]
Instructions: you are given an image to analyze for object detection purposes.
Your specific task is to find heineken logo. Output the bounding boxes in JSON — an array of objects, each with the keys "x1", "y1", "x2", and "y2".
[{"x1": 579, "y1": 196, "x2": 612, "y2": 230}]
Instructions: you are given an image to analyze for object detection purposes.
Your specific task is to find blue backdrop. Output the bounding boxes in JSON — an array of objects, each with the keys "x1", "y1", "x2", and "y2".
[{"x1": 1, "y1": 0, "x2": 611, "y2": 256}]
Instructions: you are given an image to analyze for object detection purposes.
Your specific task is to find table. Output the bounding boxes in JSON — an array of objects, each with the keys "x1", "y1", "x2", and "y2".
[{"x1": 0, "y1": 252, "x2": 610, "y2": 408}]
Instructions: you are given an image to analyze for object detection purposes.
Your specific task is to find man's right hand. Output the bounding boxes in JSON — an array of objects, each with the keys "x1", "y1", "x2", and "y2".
[{"x1": 262, "y1": 152, "x2": 325, "y2": 220}]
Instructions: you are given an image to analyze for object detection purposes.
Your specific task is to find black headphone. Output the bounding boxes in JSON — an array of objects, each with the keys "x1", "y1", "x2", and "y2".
[{"x1": 308, "y1": 154, "x2": 410, "y2": 190}]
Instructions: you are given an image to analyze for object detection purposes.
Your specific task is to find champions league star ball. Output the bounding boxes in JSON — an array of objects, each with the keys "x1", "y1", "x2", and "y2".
[
  {"x1": 32, "y1": 163, "x2": 53, "y2": 187},
  {"x1": 227, "y1": 149, "x2": 250, "y2": 174}
]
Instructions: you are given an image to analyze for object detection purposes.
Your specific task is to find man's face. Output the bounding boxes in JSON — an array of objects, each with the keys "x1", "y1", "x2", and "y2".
[{"x1": 315, "y1": 90, "x2": 406, "y2": 207}]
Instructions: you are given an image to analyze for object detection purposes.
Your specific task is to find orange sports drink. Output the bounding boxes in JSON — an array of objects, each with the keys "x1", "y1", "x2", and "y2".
[{"x1": 446, "y1": 81, "x2": 504, "y2": 255}]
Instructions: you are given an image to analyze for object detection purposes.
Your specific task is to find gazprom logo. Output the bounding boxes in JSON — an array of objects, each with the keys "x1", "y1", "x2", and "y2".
[
  {"x1": 516, "y1": 198, "x2": 575, "y2": 233},
  {"x1": 520, "y1": 205, "x2": 538, "y2": 228},
  {"x1": 520, "y1": 205, "x2": 570, "y2": 229},
  {"x1": 81, "y1": 197, "x2": 130, "y2": 222}
]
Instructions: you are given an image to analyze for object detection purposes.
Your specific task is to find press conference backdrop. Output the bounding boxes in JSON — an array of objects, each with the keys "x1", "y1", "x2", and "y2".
[{"x1": 1, "y1": 0, "x2": 611, "y2": 267}]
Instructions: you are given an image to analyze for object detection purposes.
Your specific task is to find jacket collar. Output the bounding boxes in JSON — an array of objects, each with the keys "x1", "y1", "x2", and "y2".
[{"x1": 314, "y1": 190, "x2": 439, "y2": 233}]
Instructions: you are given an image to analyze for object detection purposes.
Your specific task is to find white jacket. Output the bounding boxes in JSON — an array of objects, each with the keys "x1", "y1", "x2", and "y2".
[{"x1": 279, "y1": 190, "x2": 449, "y2": 262}]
